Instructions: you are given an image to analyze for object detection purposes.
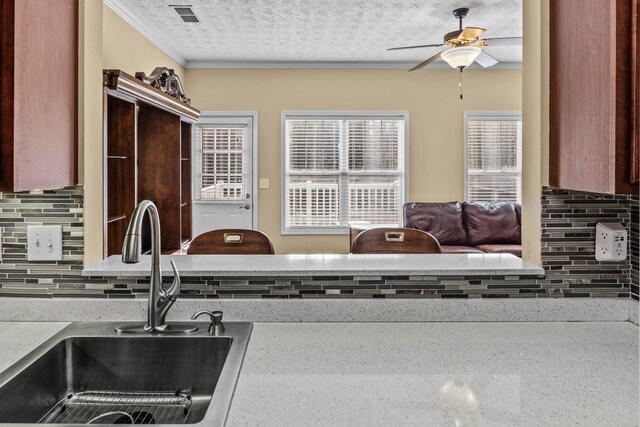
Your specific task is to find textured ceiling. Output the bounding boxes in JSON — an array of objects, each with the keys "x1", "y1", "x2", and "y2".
[{"x1": 109, "y1": 0, "x2": 522, "y2": 67}]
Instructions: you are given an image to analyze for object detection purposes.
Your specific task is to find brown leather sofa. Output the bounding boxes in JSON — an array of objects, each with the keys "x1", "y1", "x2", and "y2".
[{"x1": 403, "y1": 201, "x2": 522, "y2": 256}]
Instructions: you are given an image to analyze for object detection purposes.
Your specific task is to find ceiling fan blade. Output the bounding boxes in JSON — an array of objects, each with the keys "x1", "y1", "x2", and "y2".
[
  {"x1": 409, "y1": 50, "x2": 444, "y2": 72},
  {"x1": 387, "y1": 43, "x2": 444, "y2": 51},
  {"x1": 475, "y1": 50, "x2": 499, "y2": 68},
  {"x1": 459, "y1": 27, "x2": 486, "y2": 41},
  {"x1": 479, "y1": 37, "x2": 523, "y2": 46}
]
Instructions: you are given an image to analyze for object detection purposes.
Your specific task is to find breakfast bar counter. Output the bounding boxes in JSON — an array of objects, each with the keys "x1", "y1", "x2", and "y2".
[{"x1": 83, "y1": 253, "x2": 544, "y2": 277}]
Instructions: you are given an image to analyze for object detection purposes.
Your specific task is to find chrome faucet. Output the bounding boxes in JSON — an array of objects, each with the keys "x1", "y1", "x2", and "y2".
[{"x1": 115, "y1": 200, "x2": 197, "y2": 334}]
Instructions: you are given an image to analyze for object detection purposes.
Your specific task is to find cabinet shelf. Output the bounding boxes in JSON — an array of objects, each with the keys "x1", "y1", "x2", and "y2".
[{"x1": 107, "y1": 214, "x2": 127, "y2": 224}]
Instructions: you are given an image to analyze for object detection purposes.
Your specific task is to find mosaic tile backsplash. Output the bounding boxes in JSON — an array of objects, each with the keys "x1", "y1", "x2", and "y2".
[
  {"x1": 541, "y1": 187, "x2": 633, "y2": 299},
  {"x1": 0, "y1": 186, "x2": 84, "y2": 296},
  {"x1": 630, "y1": 195, "x2": 639, "y2": 300},
  {"x1": 0, "y1": 186, "x2": 636, "y2": 300}
]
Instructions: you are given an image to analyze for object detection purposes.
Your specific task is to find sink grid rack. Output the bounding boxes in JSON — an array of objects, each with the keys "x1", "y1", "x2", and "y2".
[{"x1": 37, "y1": 390, "x2": 193, "y2": 424}]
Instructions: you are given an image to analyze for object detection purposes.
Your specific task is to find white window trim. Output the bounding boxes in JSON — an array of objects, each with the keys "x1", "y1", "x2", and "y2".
[
  {"x1": 281, "y1": 110, "x2": 409, "y2": 235},
  {"x1": 192, "y1": 111, "x2": 259, "y2": 228},
  {"x1": 464, "y1": 111, "x2": 523, "y2": 203}
]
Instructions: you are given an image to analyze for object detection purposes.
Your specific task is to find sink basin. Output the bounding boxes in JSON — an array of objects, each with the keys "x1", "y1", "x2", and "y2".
[{"x1": 0, "y1": 322, "x2": 252, "y2": 426}]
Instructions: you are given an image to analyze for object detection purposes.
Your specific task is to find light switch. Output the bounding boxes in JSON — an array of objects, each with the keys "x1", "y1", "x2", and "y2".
[
  {"x1": 259, "y1": 178, "x2": 270, "y2": 189},
  {"x1": 27, "y1": 225, "x2": 63, "y2": 261}
]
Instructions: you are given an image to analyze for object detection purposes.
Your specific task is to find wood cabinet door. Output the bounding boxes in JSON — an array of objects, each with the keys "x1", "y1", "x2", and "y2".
[
  {"x1": 550, "y1": 0, "x2": 639, "y2": 194},
  {"x1": 631, "y1": 0, "x2": 639, "y2": 184},
  {"x1": 0, "y1": 0, "x2": 78, "y2": 192}
]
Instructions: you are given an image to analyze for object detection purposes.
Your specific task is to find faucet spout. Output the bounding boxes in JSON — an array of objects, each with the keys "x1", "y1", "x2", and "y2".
[{"x1": 116, "y1": 200, "x2": 195, "y2": 334}]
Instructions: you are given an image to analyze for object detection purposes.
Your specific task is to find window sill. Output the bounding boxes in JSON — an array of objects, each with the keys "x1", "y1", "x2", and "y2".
[{"x1": 281, "y1": 228, "x2": 350, "y2": 236}]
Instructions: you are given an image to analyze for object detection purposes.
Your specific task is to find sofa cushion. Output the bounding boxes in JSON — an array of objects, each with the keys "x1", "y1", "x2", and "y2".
[
  {"x1": 475, "y1": 244, "x2": 522, "y2": 257},
  {"x1": 463, "y1": 202, "x2": 521, "y2": 246},
  {"x1": 403, "y1": 202, "x2": 469, "y2": 246},
  {"x1": 441, "y1": 245, "x2": 485, "y2": 254}
]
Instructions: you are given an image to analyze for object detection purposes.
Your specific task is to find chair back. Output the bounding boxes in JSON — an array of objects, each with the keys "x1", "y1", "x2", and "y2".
[
  {"x1": 351, "y1": 227, "x2": 442, "y2": 254},
  {"x1": 187, "y1": 229, "x2": 275, "y2": 255}
]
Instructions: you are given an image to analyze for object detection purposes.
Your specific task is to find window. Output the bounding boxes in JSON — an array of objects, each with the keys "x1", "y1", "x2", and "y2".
[
  {"x1": 465, "y1": 112, "x2": 522, "y2": 203},
  {"x1": 282, "y1": 112, "x2": 407, "y2": 234},
  {"x1": 194, "y1": 121, "x2": 248, "y2": 201}
]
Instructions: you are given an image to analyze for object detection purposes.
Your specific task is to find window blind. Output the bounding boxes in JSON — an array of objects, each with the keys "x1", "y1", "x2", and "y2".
[
  {"x1": 466, "y1": 116, "x2": 522, "y2": 203},
  {"x1": 196, "y1": 125, "x2": 247, "y2": 201},
  {"x1": 284, "y1": 114, "x2": 406, "y2": 232}
]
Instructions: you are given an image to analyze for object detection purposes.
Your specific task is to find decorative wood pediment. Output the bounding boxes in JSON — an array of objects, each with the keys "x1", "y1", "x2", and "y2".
[{"x1": 135, "y1": 67, "x2": 190, "y2": 104}]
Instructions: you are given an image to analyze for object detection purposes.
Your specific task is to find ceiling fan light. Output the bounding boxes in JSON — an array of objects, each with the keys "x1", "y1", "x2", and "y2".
[{"x1": 440, "y1": 46, "x2": 482, "y2": 69}]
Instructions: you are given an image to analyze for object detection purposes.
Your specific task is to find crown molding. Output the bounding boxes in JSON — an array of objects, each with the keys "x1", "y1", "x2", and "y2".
[
  {"x1": 185, "y1": 60, "x2": 522, "y2": 70},
  {"x1": 103, "y1": 0, "x2": 187, "y2": 67}
]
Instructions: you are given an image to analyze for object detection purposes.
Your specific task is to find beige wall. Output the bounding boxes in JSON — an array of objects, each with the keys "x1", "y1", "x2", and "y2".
[
  {"x1": 186, "y1": 68, "x2": 522, "y2": 254},
  {"x1": 84, "y1": 4, "x2": 190, "y2": 264},
  {"x1": 80, "y1": 0, "x2": 104, "y2": 264},
  {"x1": 521, "y1": 0, "x2": 549, "y2": 265},
  {"x1": 102, "y1": 5, "x2": 185, "y2": 79}
]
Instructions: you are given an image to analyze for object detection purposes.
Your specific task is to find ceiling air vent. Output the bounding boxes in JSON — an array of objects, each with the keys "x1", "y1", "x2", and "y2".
[{"x1": 170, "y1": 5, "x2": 199, "y2": 23}]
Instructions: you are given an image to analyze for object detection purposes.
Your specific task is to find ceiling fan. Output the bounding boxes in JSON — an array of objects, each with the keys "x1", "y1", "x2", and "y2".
[{"x1": 388, "y1": 7, "x2": 522, "y2": 72}]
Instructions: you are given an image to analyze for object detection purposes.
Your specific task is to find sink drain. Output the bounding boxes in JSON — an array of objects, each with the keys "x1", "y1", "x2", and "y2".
[{"x1": 38, "y1": 390, "x2": 192, "y2": 424}]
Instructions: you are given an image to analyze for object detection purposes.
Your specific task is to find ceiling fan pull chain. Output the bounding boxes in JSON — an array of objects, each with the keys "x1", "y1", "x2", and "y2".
[{"x1": 459, "y1": 68, "x2": 464, "y2": 100}]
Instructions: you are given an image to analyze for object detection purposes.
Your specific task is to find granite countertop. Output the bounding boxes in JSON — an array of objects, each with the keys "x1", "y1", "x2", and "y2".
[
  {"x1": 0, "y1": 322, "x2": 69, "y2": 373},
  {"x1": 0, "y1": 321, "x2": 637, "y2": 426},
  {"x1": 83, "y1": 253, "x2": 545, "y2": 277}
]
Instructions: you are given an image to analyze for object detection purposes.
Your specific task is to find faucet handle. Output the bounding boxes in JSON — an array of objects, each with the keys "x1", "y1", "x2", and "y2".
[
  {"x1": 191, "y1": 310, "x2": 225, "y2": 335},
  {"x1": 164, "y1": 260, "x2": 181, "y2": 301}
]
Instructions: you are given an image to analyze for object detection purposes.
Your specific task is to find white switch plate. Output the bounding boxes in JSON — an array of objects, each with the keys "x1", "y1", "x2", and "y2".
[
  {"x1": 259, "y1": 178, "x2": 270, "y2": 189},
  {"x1": 27, "y1": 225, "x2": 63, "y2": 261}
]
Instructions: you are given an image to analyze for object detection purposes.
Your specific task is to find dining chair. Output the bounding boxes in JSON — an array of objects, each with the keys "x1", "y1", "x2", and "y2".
[
  {"x1": 186, "y1": 229, "x2": 275, "y2": 254},
  {"x1": 350, "y1": 227, "x2": 442, "y2": 254}
]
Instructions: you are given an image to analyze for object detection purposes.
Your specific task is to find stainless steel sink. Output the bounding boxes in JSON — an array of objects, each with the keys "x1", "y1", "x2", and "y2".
[{"x1": 0, "y1": 321, "x2": 252, "y2": 426}]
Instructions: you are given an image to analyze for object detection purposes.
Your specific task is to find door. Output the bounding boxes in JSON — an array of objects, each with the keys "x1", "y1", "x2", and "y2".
[{"x1": 192, "y1": 114, "x2": 256, "y2": 237}]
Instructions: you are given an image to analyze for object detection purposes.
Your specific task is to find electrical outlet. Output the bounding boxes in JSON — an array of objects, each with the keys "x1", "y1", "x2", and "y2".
[
  {"x1": 27, "y1": 225, "x2": 63, "y2": 261},
  {"x1": 595, "y1": 223, "x2": 627, "y2": 261},
  {"x1": 259, "y1": 178, "x2": 270, "y2": 189}
]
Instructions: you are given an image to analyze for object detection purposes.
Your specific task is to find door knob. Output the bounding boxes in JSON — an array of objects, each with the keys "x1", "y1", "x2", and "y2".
[{"x1": 239, "y1": 203, "x2": 251, "y2": 209}]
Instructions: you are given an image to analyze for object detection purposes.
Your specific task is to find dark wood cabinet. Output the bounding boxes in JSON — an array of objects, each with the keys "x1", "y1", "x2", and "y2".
[
  {"x1": 549, "y1": 0, "x2": 639, "y2": 195},
  {"x1": 105, "y1": 94, "x2": 136, "y2": 256},
  {"x1": 180, "y1": 121, "x2": 192, "y2": 245},
  {"x1": 0, "y1": 0, "x2": 78, "y2": 192},
  {"x1": 631, "y1": 0, "x2": 640, "y2": 184},
  {"x1": 103, "y1": 70, "x2": 199, "y2": 256}
]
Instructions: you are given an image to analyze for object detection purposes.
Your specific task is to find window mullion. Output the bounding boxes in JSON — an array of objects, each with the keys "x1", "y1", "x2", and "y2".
[{"x1": 339, "y1": 120, "x2": 349, "y2": 228}]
